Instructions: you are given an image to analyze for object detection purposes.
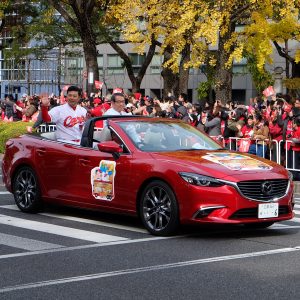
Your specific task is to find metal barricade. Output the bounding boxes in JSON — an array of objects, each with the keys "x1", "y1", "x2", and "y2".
[
  {"x1": 226, "y1": 137, "x2": 279, "y2": 163},
  {"x1": 36, "y1": 124, "x2": 57, "y2": 133},
  {"x1": 279, "y1": 140, "x2": 300, "y2": 173}
]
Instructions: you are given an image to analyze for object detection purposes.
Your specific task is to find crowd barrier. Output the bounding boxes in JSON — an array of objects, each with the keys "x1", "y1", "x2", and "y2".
[
  {"x1": 36, "y1": 125, "x2": 300, "y2": 174},
  {"x1": 36, "y1": 124, "x2": 57, "y2": 133}
]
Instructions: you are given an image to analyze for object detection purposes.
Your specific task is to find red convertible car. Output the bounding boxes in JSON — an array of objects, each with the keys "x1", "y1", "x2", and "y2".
[{"x1": 1, "y1": 116, "x2": 295, "y2": 235}]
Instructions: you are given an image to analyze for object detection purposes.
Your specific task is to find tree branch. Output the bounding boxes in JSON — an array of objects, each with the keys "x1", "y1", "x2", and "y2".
[
  {"x1": 48, "y1": 0, "x2": 80, "y2": 32},
  {"x1": 137, "y1": 35, "x2": 156, "y2": 81},
  {"x1": 109, "y1": 41, "x2": 136, "y2": 82},
  {"x1": 273, "y1": 41, "x2": 294, "y2": 62}
]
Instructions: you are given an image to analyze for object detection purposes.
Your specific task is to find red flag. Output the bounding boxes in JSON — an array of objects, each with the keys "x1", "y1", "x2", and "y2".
[
  {"x1": 263, "y1": 86, "x2": 275, "y2": 97},
  {"x1": 60, "y1": 91, "x2": 66, "y2": 104},
  {"x1": 94, "y1": 80, "x2": 103, "y2": 90},
  {"x1": 134, "y1": 93, "x2": 142, "y2": 100},
  {"x1": 283, "y1": 102, "x2": 293, "y2": 113}
]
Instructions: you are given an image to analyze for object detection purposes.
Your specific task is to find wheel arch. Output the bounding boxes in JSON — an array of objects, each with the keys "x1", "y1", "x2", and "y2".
[
  {"x1": 135, "y1": 176, "x2": 179, "y2": 219},
  {"x1": 11, "y1": 163, "x2": 44, "y2": 195}
]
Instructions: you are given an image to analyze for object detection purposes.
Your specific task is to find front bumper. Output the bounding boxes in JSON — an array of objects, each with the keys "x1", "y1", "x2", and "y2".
[{"x1": 178, "y1": 180, "x2": 294, "y2": 225}]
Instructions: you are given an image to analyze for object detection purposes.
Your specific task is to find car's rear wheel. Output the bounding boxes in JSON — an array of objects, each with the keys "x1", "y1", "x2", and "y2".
[
  {"x1": 244, "y1": 222, "x2": 274, "y2": 229},
  {"x1": 139, "y1": 180, "x2": 179, "y2": 236},
  {"x1": 13, "y1": 167, "x2": 42, "y2": 213}
]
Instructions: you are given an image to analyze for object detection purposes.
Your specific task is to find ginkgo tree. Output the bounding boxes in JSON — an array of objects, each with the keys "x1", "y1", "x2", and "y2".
[
  {"x1": 244, "y1": 1, "x2": 300, "y2": 96},
  {"x1": 107, "y1": 0, "x2": 220, "y2": 97},
  {"x1": 110, "y1": 0, "x2": 300, "y2": 101}
]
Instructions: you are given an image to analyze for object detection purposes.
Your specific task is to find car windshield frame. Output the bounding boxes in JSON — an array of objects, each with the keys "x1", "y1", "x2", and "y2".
[{"x1": 117, "y1": 120, "x2": 223, "y2": 152}]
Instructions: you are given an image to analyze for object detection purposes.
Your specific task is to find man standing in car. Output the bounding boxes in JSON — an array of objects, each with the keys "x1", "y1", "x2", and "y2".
[{"x1": 41, "y1": 86, "x2": 87, "y2": 143}]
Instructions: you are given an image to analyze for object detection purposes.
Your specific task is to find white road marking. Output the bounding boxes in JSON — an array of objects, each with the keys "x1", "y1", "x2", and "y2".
[
  {"x1": 294, "y1": 204, "x2": 300, "y2": 209},
  {"x1": 292, "y1": 217, "x2": 300, "y2": 222},
  {"x1": 0, "y1": 233, "x2": 62, "y2": 251},
  {"x1": 0, "y1": 235, "x2": 179, "y2": 260},
  {"x1": 0, "y1": 223, "x2": 298, "y2": 261},
  {"x1": 0, "y1": 214, "x2": 127, "y2": 243},
  {"x1": 0, "y1": 192, "x2": 10, "y2": 195},
  {"x1": 0, "y1": 205, "x2": 147, "y2": 233},
  {"x1": 0, "y1": 247, "x2": 299, "y2": 293}
]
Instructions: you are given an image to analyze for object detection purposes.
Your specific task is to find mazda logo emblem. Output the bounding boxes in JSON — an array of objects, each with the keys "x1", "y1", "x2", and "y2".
[{"x1": 261, "y1": 182, "x2": 273, "y2": 195}]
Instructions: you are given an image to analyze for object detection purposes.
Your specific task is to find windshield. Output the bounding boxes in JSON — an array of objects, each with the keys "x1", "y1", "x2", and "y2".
[{"x1": 118, "y1": 120, "x2": 222, "y2": 152}]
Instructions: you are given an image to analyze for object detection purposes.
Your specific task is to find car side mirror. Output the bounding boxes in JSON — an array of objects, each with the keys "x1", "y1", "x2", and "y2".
[{"x1": 97, "y1": 141, "x2": 123, "y2": 159}]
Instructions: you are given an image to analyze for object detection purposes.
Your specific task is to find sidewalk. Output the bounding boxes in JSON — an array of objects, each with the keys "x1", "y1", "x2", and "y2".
[{"x1": 0, "y1": 153, "x2": 299, "y2": 192}]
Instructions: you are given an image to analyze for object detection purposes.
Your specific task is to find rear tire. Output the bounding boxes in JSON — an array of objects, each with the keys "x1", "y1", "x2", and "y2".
[
  {"x1": 244, "y1": 222, "x2": 274, "y2": 229},
  {"x1": 139, "y1": 180, "x2": 179, "y2": 236},
  {"x1": 12, "y1": 166, "x2": 42, "y2": 213}
]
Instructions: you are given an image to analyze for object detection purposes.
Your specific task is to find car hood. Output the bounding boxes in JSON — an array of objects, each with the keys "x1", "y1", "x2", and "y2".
[{"x1": 150, "y1": 150, "x2": 288, "y2": 181}]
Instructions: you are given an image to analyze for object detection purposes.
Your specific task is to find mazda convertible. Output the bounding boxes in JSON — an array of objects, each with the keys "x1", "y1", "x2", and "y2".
[{"x1": 1, "y1": 116, "x2": 295, "y2": 235}]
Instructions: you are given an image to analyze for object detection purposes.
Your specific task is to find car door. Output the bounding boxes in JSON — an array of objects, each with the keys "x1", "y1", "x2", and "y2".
[
  {"x1": 70, "y1": 146, "x2": 134, "y2": 211},
  {"x1": 34, "y1": 139, "x2": 80, "y2": 200}
]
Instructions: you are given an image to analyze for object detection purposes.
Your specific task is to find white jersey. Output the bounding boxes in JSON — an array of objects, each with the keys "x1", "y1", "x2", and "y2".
[
  {"x1": 103, "y1": 107, "x2": 131, "y2": 127},
  {"x1": 104, "y1": 107, "x2": 131, "y2": 116},
  {"x1": 49, "y1": 103, "x2": 87, "y2": 141}
]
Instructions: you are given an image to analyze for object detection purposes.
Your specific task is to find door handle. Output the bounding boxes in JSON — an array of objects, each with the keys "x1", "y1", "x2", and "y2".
[
  {"x1": 79, "y1": 158, "x2": 90, "y2": 166},
  {"x1": 36, "y1": 148, "x2": 46, "y2": 156}
]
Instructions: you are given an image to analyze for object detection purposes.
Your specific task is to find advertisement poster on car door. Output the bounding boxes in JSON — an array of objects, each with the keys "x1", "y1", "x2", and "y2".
[{"x1": 91, "y1": 160, "x2": 116, "y2": 201}]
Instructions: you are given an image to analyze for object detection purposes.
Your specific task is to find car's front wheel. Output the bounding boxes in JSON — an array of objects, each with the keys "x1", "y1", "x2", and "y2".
[
  {"x1": 139, "y1": 180, "x2": 179, "y2": 236},
  {"x1": 12, "y1": 166, "x2": 42, "y2": 213}
]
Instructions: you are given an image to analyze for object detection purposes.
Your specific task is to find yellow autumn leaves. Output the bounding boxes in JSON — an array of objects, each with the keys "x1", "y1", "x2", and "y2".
[{"x1": 104, "y1": 0, "x2": 300, "y2": 73}]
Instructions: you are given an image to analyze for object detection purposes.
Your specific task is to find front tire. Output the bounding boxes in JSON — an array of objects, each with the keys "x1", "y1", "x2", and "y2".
[
  {"x1": 12, "y1": 166, "x2": 42, "y2": 213},
  {"x1": 139, "y1": 180, "x2": 179, "y2": 236}
]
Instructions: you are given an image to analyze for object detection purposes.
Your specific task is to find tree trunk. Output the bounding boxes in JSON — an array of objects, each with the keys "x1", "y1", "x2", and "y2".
[
  {"x1": 48, "y1": 0, "x2": 100, "y2": 94},
  {"x1": 81, "y1": 34, "x2": 99, "y2": 94},
  {"x1": 292, "y1": 62, "x2": 300, "y2": 78},
  {"x1": 215, "y1": 38, "x2": 233, "y2": 103},
  {"x1": 109, "y1": 39, "x2": 156, "y2": 93},
  {"x1": 214, "y1": 20, "x2": 235, "y2": 104},
  {"x1": 161, "y1": 47, "x2": 178, "y2": 98},
  {"x1": 131, "y1": 79, "x2": 142, "y2": 93},
  {"x1": 178, "y1": 44, "x2": 190, "y2": 97}
]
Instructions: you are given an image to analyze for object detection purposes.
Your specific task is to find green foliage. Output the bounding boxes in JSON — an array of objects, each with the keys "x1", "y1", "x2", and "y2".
[
  {"x1": 197, "y1": 81, "x2": 210, "y2": 100},
  {"x1": 244, "y1": 52, "x2": 274, "y2": 93},
  {"x1": 0, "y1": 122, "x2": 33, "y2": 153}
]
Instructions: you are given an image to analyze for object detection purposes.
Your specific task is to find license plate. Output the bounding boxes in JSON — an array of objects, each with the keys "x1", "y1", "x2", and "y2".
[{"x1": 258, "y1": 203, "x2": 279, "y2": 219}]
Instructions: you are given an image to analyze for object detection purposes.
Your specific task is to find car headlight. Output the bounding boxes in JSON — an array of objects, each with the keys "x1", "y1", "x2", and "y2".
[
  {"x1": 179, "y1": 172, "x2": 225, "y2": 187},
  {"x1": 288, "y1": 170, "x2": 293, "y2": 181}
]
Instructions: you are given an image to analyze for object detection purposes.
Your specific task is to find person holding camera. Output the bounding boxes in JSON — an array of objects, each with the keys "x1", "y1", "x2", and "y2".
[{"x1": 248, "y1": 114, "x2": 270, "y2": 158}]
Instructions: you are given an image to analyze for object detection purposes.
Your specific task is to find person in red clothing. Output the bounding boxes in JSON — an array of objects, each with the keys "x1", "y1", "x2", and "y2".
[
  {"x1": 291, "y1": 118, "x2": 300, "y2": 180},
  {"x1": 90, "y1": 98, "x2": 111, "y2": 129},
  {"x1": 237, "y1": 115, "x2": 254, "y2": 152}
]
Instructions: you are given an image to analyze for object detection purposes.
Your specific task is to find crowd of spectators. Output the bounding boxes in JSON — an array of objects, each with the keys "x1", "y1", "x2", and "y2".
[{"x1": 1, "y1": 89, "x2": 300, "y2": 177}]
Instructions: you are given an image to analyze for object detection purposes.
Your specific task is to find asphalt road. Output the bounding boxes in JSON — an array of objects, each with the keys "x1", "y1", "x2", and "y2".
[{"x1": 1, "y1": 166, "x2": 300, "y2": 299}]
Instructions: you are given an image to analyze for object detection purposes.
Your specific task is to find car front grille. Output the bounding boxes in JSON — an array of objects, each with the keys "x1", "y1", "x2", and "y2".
[
  {"x1": 229, "y1": 205, "x2": 290, "y2": 219},
  {"x1": 236, "y1": 179, "x2": 289, "y2": 201}
]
